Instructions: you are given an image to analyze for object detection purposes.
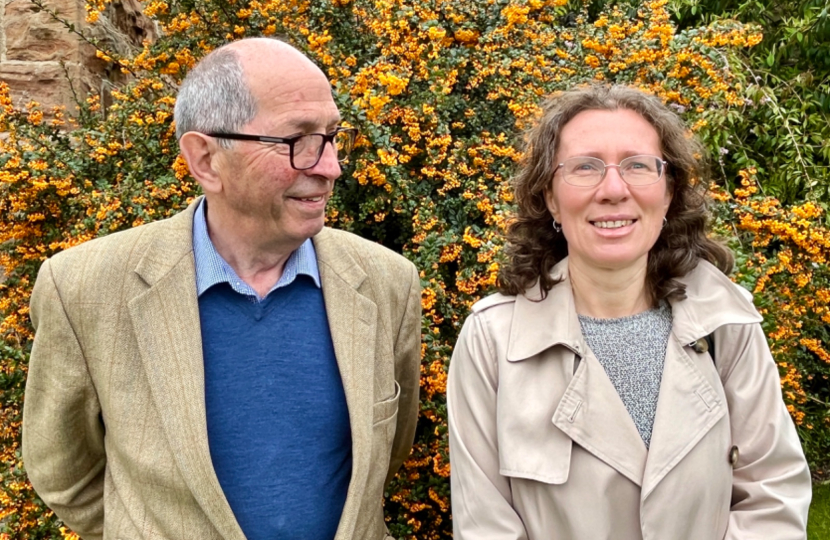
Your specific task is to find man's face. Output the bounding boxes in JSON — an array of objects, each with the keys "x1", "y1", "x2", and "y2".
[{"x1": 213, "y1": 53, "x2": 342, "y2": 250}]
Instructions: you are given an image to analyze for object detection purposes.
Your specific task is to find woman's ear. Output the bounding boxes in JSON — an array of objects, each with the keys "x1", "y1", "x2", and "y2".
[
  {"x1": 178, "y1": 132, "x2": 224, "y2": 195},
  {"x1": 544, "y1": 183, "x2": 560, "y2": 223}
]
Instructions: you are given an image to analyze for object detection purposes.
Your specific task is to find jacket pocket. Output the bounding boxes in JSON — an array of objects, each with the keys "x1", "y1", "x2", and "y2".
[{"x1": 373, "y1": 380, "x2": 400, "y2": 426}]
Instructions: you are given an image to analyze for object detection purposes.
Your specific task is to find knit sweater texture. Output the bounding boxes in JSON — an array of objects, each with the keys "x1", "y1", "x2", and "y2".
[
  {"x1": 200, "y1": 279, "x2": 352, "y2": 540},
  {"x1": 578, "y1": 304, "x2": 673, "y2": 448}
]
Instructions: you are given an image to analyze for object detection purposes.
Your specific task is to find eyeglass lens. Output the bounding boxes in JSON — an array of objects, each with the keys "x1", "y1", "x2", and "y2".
[
  {"x1": 292, "y1": 131, "x2": 355, "y2": 169},
  {"x1": 561, "y1": 155, "x2": 664, "y2": 186}
]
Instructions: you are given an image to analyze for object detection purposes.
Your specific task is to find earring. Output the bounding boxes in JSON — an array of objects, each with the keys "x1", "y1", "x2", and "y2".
[
  {"x1": 662, "y1": 217, "x2": 668, "y2": 229},
  {"x1": 552, "y1": 220, "x2": 561, "y2": 233}
]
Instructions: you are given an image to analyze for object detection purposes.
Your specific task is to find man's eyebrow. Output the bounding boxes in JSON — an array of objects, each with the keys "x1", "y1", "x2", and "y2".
[{"x1": 284, "y1": 117, "x2": 342, "y2": 131}]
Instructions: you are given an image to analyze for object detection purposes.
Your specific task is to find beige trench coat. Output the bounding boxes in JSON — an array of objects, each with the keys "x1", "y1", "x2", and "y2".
[{"x1": 448, "y1": 258, "x2": 811, "y2": 540}]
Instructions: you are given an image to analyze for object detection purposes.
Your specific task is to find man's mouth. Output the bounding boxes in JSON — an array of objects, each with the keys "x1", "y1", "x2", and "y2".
[
  {"x1": 592, "y1": 219, "x2": 634, "y2": 229},
  {"x1": 295, "y1": 196, "x2": 323, "y2": 202}
]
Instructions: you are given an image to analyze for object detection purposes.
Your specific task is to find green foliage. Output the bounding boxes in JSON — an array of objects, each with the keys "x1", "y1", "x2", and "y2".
[
  {"x1": 669, "y1": 0, "x2": 830, "y2": 205},
  {"x1": 809, "y1": 482, "x2": 830, "y2": 539}
]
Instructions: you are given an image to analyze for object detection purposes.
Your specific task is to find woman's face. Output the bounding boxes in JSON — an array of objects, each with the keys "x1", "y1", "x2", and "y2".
[{"x1": 544, "y1": 108, "x2": 672, "y2": 274}]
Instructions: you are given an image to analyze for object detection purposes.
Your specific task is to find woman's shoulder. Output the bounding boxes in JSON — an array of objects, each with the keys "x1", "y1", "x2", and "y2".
[
  {"x1": 672, "y1": 259, "x2": 762, "y2": 336},
  {"x1": 681, "y1": 259, "x2": 755, "y2": 303},
  {"x1": 470, "y1": 291, "x2": 517, "y2": 314}
]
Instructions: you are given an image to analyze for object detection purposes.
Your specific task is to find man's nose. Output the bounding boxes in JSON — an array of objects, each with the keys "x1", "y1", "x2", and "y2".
[{"x1": 310, "y1": 139, "x2": 342, "y2": 180}]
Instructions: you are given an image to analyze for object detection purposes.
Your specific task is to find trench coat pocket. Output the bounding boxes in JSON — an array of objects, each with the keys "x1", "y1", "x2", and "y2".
[{"x1": 373, "y1": 381, "x2": 401, "y2": 426}]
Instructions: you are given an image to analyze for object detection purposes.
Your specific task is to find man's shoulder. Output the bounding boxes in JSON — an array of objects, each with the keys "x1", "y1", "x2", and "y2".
[
  {"x1": 45, "y1": 206, "x2": 193, "y2": 284},
  {"x1": 315, "y1": 227, "x2": 416, "y2": 274},
  {"x1": 52, "y1": 213, "x2": 175, "y2": 259}
]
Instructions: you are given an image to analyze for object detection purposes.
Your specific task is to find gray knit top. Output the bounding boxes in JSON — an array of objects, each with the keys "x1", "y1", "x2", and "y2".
[{"x1": 577, "y1": 303, "x2": 673, "y2": 448}]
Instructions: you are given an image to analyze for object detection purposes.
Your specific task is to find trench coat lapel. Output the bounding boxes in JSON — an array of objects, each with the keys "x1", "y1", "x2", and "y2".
[
  {"x1": 313, "y1": 228, "x2": 378, "y2": 540},
  {"x1": 509, "y1": 260, "x2": 648, "y2": 486},
  {"x1": 639, "y1": 261, "x2": 759, "y2": 498},
  {"x1": 641, "y1": 336, "x2": 726, "y2": 498},
  {"x1": 127, "y1": 202, "x2": 246, "y2": 540},
  {"x1": 510, "y1": 258, "x2": 763, "y2": 494},
  {"x1": 552, "y1": 351, "x2": 649, "y2": 486}
]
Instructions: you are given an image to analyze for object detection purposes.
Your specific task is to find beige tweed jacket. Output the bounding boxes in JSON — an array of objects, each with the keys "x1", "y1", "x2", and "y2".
[{"x1": 22, "y1": 199, "x2": 422, "y2": 540}]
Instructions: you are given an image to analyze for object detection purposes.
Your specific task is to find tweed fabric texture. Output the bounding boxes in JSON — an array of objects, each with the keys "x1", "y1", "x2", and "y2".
[
  {"x1": 22, "y1": 197, "x2": 421, "y2": 540},
  {"x1": 578, "y1": 303, "x2": 672, "y2": 448}
]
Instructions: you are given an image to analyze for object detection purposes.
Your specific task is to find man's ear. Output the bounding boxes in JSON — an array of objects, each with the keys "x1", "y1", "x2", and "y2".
[{"x1": 179, "y1": 132, "x2": 224, "y2": 195}]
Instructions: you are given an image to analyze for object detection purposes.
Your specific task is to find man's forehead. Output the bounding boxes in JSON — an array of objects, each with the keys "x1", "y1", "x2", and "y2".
[{"x1": 254, "y1": 105, "x2": 341, "y2": 133}]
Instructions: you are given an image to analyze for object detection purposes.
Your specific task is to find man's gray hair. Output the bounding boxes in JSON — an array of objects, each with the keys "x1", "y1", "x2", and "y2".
[{"x1": 174, "y1": 47, "x2": 258, "y2": 146}]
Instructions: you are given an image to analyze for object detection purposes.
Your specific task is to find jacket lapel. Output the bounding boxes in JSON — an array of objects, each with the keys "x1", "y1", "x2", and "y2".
[
  {"x1": 509, "y1": 260, "x2": 648, "y2": 485},
  {"x1": 551, "y1": 351, "x2": 649, "y2": 486},
  {"x1": 641, "y1": 336, "x2": 726, "y2": 498},
  {"x1": 313, "y1": 228, "x2": 378, "y2": 540},
  {"x1": 639, "y1": 260, "x2": 761, "y2": 497},
  {"x1": 509, "y1": 258, "x2": 764, "y2": 494},
  {"x1": 127, "y1": 200, "x2": 246, "y2": 540}
]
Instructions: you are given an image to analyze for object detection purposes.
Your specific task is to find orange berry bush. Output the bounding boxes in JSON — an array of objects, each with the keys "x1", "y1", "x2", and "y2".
[
  {"x1": 712, "y1": 170, "x2": 830, "y2": 479},
  {"x1": 3, "y1": 1, "x2": 820, "y2": 539}
]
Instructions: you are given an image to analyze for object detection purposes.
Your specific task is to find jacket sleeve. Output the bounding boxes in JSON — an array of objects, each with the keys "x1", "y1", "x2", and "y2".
[
  {"x1": 448, "y1": 311, "x2": 529, "y2": 540},
  {"x1": 22, "y1": 258, "x2": 106, "y2": 540},
  {"x1": 719, "y1": 322, "x2": 812, "y2": 539},
  {"x1": 386, "y1": 262, "x2": 422, "y2": 487}
]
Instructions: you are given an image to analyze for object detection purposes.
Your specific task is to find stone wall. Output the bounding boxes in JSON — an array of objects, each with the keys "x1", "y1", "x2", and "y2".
[{"x1": 1, "y1": 0, "x2": 155, "y2": 112}]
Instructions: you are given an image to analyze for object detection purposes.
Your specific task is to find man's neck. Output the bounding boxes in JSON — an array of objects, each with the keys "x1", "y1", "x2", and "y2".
[
  {"x1": 205, "y1": 204, "x2": 299, "y2": 298},
  {"x1": 568, "y1": 257, "x2": 651, "y2": 319}
]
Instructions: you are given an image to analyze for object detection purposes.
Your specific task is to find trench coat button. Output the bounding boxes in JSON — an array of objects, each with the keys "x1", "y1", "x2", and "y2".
[
  {"x1": 691, "y1": 338, "x2": 709, "y2": 354},
  {"x1": 729, "y1": 445, "x2": 739, "y2": 466}
]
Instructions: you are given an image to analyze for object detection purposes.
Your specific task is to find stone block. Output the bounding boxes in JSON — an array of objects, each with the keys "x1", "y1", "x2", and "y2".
[
  {"x1": 0, "y1": 61, "x2": 96, "y2": 112},
  {"x1": 4, "y1": 0, "x2": 84, "y2": 62}
]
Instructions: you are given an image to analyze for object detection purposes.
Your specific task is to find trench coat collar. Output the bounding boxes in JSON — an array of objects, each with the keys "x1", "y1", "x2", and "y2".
[{"x1": 507, "y1": 257, "x2": 761, "y2": 362}]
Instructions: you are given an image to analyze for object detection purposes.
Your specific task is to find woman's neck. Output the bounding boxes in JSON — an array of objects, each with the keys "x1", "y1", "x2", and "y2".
[{"x1": 568, "y1": 257, "x2": 651, "y2": 319}]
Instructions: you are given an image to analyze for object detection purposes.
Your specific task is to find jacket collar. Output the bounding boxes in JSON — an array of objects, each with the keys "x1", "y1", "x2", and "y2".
[
  {"x1": 133, "y1": 197, "x2": 198, "y2": 287},
  {"x1": 313, "y1": 227, "x2": 378, "y2": 540},
  {"x1": 507, "y1": 257, "x2": 761, "y2": 361},
  {"x1": 129, "y1": 196, "x2": 248, "y2": 540},
  {"x1": 507, "y1": 259, "x2": 584, "y2": 361}
]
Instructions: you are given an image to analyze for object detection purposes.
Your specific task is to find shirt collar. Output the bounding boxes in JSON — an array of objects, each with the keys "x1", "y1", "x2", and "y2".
[{"x1": 192, "y1": 198, "x2": 321, "y2": 299}]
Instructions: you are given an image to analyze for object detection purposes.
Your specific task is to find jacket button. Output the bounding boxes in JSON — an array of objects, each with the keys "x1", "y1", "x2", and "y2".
[{"x1": 729, "y1": 445, "x2": 739, "y2": 466}]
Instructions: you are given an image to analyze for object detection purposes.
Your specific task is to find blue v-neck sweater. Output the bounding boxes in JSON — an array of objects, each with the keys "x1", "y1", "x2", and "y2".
[{"x1": 199, "y1": 279, "x2": 352, "y2": 540}]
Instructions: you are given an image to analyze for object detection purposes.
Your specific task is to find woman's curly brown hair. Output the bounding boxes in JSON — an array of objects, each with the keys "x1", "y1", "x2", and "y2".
[{"x1": 498, "y1": 84, "x2": 733, "y2": 303}]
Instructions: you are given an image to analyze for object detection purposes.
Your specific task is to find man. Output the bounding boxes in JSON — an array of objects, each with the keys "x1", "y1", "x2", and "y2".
[{"x1": 22, "y1": 38, "x2": 421, "y2": 540}]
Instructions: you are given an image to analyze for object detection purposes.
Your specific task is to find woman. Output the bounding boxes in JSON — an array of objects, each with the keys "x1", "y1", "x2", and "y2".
[{"x1": 447, "y1": 85, "x2": 812, "y2": 539}]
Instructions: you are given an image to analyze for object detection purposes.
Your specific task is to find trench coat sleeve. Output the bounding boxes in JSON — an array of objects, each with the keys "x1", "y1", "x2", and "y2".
[
  {"x1": 719, "y1": 322, "x2": 812, "y2": 540},
  {"x1": 448, "y1": 311, "x2": 529, "y2": 540},
  {"x1": 22, "y1": 259, "x2": 106, "y2": 540},
  {"x1": 386, "y1": 263, "x2": 422, "y2": 487}
]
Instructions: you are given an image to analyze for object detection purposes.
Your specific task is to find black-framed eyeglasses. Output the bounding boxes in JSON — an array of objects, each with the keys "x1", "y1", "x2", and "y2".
[
  {"x1": 553, "y1": 155, "x2": 667, "y2": 187},
  {"x1": 206, "y1": 127, "x2": 358, "y2": 171}
]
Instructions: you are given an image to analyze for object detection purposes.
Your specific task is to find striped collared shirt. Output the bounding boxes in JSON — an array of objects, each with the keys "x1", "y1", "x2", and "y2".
[{"x1": 192, "y1": 199, "x2": 321, "y2": 301}]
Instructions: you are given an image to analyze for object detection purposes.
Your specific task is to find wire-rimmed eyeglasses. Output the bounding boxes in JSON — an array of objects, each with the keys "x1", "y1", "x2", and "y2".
[
  {"x1": 553, "y1": 155, "x2": 667, "y2": 187},
  {"x1": 206, "y1": 127, "x2": 358, "y2": 171}
]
